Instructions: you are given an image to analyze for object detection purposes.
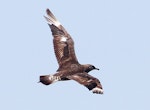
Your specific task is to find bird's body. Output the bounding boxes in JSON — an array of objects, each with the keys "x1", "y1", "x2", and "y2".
[{"x1": 39, "y1": 9, "x2": 103, "y2": 94}]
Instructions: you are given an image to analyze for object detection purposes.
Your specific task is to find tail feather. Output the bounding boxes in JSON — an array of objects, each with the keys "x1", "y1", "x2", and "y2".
[{"x1": 39, "y1": 75, "x2": 60, "y2": 85}]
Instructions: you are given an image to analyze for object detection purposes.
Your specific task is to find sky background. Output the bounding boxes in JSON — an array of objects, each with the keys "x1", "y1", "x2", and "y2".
[{"x1": 0, "y1": 0, "x2": 150, "y2": 110}]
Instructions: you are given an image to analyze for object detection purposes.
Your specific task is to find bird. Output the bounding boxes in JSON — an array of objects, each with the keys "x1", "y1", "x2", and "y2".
[{"x1": 39, "y1": 9, "x2": 103, "y2": 94}]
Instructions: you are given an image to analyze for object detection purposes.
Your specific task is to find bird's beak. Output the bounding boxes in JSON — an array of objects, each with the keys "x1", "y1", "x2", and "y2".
[{"x1": 95, "y1": 68, "x2": 99, "y2": 70}]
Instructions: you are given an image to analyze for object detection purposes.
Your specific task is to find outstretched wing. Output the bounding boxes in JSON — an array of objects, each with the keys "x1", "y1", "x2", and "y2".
[
  {"x1": 44, "y1": 9, "x2": 79, "y2": 70},
  {"x1": 67, "y1": 73, "x2": 103, "y2": 94}
]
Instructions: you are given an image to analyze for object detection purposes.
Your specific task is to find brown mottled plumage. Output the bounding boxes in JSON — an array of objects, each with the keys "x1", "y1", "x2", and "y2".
[{"x1": 39, "y1": 9, "x2": 103, "y2": 94}]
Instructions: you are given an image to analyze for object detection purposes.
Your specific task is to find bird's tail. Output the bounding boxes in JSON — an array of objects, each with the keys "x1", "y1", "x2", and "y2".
[
  {"x1": 39, "y1": 74, "x2": 61, "y2": 85},
  {"x1": 44, "y1": 8, "x2": 61, "y2": 27}
]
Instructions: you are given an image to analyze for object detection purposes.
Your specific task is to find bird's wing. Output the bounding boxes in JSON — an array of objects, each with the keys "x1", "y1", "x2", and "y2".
[
  {"x1": 67, "y1": 73, "x2": 103, "y2": 94},
  {"x1": 44, "y1": 9, "x2": 79, "y2": 70}
]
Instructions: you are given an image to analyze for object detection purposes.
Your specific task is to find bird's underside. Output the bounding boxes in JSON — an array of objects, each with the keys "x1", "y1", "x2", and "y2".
[{"x1": 39, "y1": 8, "x2": 103, "y2": 94}]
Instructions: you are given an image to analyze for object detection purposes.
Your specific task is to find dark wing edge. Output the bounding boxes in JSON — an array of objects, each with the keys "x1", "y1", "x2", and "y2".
[
  {"x1": 67, "y1": 73, "x2": 104, "y2": 94},
  {"x1": 44, "y1": 9, "x2": 79, "y2": 69}
]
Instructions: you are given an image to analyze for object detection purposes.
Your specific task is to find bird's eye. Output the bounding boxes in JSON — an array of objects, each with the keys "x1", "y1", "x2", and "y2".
[
  {"x1": 92, "y1": 66, "x2": 95, "y2": 69},
  {"x1": 89, "y1": 66, "x2": 94, "y2": 69}
]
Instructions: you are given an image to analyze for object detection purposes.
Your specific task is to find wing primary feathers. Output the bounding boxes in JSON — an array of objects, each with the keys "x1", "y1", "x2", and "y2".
[
  {"x1": 44, "y1": 9, "x2": 61, "y2": 27},
  {"x1": 85, "y1": 82, "x2": 97, "y2": 90},
  {"x1": 48, "y1": 24, "x2": 65, "y2": 36},
  {"x1": 46, "y1": 9, "x2": 57, "y2": 21},
  {"x1": 67, "y1": 73, "x2": 103, "y2": 94}
]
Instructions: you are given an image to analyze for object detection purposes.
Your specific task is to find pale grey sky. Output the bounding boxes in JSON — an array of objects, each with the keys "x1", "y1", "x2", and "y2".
[{"x1": 0, "y1": 0, "x2": 150, "y2": 110}]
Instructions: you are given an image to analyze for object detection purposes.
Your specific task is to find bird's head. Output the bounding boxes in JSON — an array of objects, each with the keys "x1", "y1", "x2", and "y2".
[{"x1": 84, "y1": 64, "x2": 99, "y2": 73}]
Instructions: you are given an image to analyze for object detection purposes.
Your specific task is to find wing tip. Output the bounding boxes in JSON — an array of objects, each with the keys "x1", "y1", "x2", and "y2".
[
  {"x1": 46, "y1": 8, "x2": 52, "y2": 16},
  {"x1": 44, "y1": 9, "x2": 61, "y2": 27},
  {"x1": 92, "y1": 87, "x2": 104, "y2": 94}
]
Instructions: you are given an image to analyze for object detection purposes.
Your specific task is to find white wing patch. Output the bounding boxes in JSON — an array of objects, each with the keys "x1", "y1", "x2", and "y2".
[
  {"x1": 61, "y1": 37, "x2": 67, "y2": 42},
  {"x1": 92, "y1": 87, "x2": 104, "y2": 94},
  {"x1": 54, "y1": 21, "x2": 61, "y2": 27},
  {"x1": 44, "y1": 16, "x2": 61, "y2": 27}
]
